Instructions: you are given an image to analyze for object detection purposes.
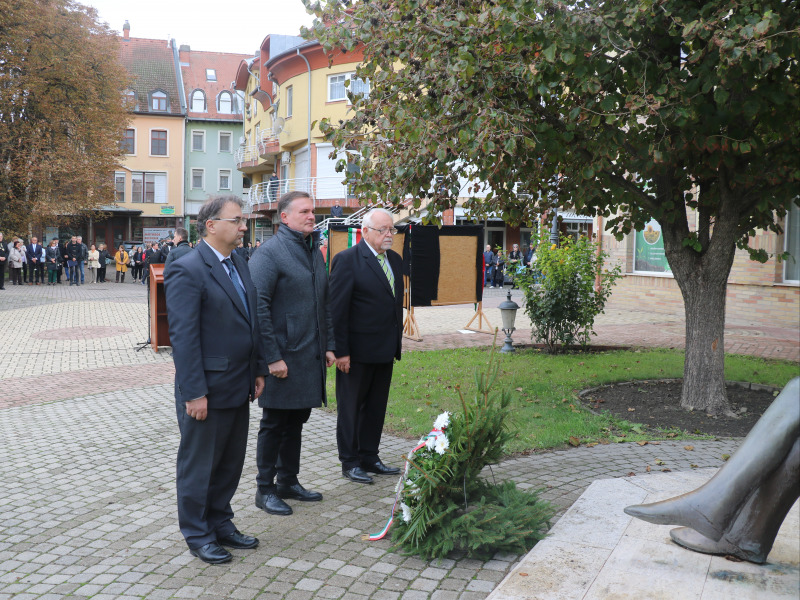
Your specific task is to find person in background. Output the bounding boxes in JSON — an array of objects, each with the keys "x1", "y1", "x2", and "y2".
[
  {"x1": 330, "y1": 201, "x2": 344, "y2": 219},
  {"x1": 65, "y1": 235, "x2": 81, "y2": 286},
  {"x1": 0, "y1": 232, "x2": 8, "y2": 290},
  {"x1": 483, "y1": 244, "x2": 495, "y2": 288},
  {"x1": 26, "y1": 236, "x2": 44, "y2": 285},
  {"x1": 86, "y1": 244, "x2": 100, "y2": 283},
  {"x1": 114, "y1": 244, "x2": 129, "y2": 283},
  {"x1": 163, "y1": 228, "x2": 192, "y2": 275},
  {"x1": 493, "y1": 249, "x2": 506, "y2": 288},
  {"x1": 76, "y1": 236, "x2": 88, "y2": 284},
  {"x1": 8, "y1": 240, "x2": 25, "y2": 285},
  {"x1": 46, "y1": 238, "x2": 61, "y2": 285},
  {"x1": 507, "y1": 243, "x2": 522, "y2": 289},
  {"x1": 132, "y1": 246, "x2": 144, "y2": 283},
  {"x1": 97, "y1": 243, "x2": 109, "y2": 283}
]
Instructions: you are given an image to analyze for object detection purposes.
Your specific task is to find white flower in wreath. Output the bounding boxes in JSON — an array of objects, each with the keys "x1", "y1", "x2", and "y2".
[
  {"x1": 433, "y1": 411, "x2": 451, "y2": 431},
  {"x1": 425, "y1": 434, "x2": 436, "y2": 451},
  {"x1": 400, "y1": 502, "x2": 412, "y2": 523},
  {"x1": 433, "y1": 433, "x2": 449, "y2": 455}
]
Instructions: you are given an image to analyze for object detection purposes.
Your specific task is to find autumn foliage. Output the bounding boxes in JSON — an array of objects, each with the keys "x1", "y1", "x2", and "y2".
[{"x1": 0, "y1": 0, "x2": 130, "y2": 235}]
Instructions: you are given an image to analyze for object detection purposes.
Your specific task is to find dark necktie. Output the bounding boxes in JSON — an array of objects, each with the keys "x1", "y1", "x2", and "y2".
[{"x1": 222, "y1": 258, "x2": 249, "y2": 318}]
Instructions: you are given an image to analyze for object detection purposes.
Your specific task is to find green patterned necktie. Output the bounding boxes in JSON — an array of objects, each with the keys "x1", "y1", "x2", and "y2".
[{"x1": 376, "y1": 253, "x2": 395, "y2": 295}]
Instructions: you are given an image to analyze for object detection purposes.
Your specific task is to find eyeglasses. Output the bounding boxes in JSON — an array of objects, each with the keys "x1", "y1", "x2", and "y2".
[
  {"x1": 212, "y1": 216, "x2": 247, "y2": 226},
  {"x1": 365, "y1": 226, "x2": 398, "y2": 236}
]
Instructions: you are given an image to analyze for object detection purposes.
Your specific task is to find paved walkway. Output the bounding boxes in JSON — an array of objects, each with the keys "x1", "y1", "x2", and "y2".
[{"x1": 0, "y1": 282, "x2": 795, "y2": 599}]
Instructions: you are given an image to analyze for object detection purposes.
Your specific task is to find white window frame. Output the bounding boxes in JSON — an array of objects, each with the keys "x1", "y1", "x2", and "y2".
[
  {"x1": 327, "y1": 72, "x2": 370, "y2": 102},
  {"x1": 191, "y1": 130, "x2": 205, "y2": 152},
  {"x1": 190, "y1": 89, "x2": 206, "y2": 112},
  {"x1": 151, "y1": 90, "x2": 167, "y2": 112},
  {"x1": 206, "y1": 68, "x2": 217, "y2": 82},
  {"x1": 191, "y1": 168, "x2": 205, "y2": 191},
  {"x1": 149, "y1": 129, "x2": 169, "y2": 157},
  {"x1": 784, "y1": 203, "x2": 800, "y2": 284},
  {"x1": 218, "y1": 169, "x2": 232, "y2": 191},
  {"x1": 121, "y1": 127, "x2": 136, "y2": 155},
  {"x1": 286, "y1": 86, "x2": 293, "y2": 118},
  {"x1": 114, "y1": 172, "x2": 126, "y2": 203},
  {"x1": 218, "y1": 91, "x2": 233, "y2": 114},
  {"x1": 131, "y1": 172, "x2": 168, "y2": 204},
  {"x1": 218, "y1": 131, "x2": 232, "y2": 153}
]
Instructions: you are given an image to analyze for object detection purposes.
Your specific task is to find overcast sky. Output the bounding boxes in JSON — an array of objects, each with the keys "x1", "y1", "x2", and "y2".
[{"x1": 81, "y1": 0, "x2": 315, "y2": 55}]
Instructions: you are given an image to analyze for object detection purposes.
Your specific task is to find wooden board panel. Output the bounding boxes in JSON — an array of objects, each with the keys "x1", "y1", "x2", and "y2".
[{"x1": 431, "y1": 235, "x2": 478, "y2": 305}]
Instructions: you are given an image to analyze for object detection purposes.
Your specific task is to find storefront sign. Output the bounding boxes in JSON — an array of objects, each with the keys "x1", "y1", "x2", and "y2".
[
  {"x1": 143, "y1": 227, "x2": 174, "y2": 245},
  {"x1": 160, "y1": 205, "x2": 175, "y2": 215}
]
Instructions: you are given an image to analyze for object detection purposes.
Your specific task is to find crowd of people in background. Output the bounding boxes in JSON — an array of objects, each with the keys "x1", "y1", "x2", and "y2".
[
  {"x1": 483, "y1": 242, "x2": 536, "y2": 289},
  {"x1": 0, "y1": 228, "x2": 209, "y2": 288}
]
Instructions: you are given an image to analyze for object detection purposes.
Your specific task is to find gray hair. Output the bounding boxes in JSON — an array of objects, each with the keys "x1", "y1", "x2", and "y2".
[
  {"x1": 361, "y1": 208, "x2": 394, "y2": 230},
  {"x1": 197, "y1": 195, "x2": 244, "y2": 237}
]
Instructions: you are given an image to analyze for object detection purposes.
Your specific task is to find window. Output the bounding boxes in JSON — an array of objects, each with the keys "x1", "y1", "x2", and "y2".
[
  {"x1": 633, "y1": 218, "x2": 672, "y2": 274},
  {"x1": 218, "y1": 91, "x2": 233, "y2": 114},
  {"x1": 191, "y1": 169, "x2": 204, "y2": 190},
  {"x1": 218, "y1": 169, "x2": 231, "y2": 190},
  {"x1": 784, "y1": 203, "x2": 800, "y2": 283},
  {"x1": 121, "y1": 129, "x2": 135, "y2": 154},
  {"x1": 191, "y1": 130, "x2": 205, "y2": 152},
  {"x1": 150, "y1": 130, "x2": 168, "y2": 155},
  {"x1": 206, "y1": 68, "x2": 216, "y2": 81},
  {"x1": 190, "y1": 90, "x2": 206, "y2": 112},
  {"x1": 219, "y1": 131, "x2": 232, "y2": 153},
  {"x1": 131, "y1": 172, "x2": 167, "y2": 203},
  {"x1": 328, "y1": 72, "x2": 370, "y2": 102},
  {"x1": 286, "y1": 86, "x2": 293, "y2": 118},
  {"x1": 124, "y1": 90, "x2": 136, "y2": 109},
  {"x1": 151, "y1": 90, "x2": 167, "y2": 111},
  {"x1": 114, "y1": 172, "x2": 126, "y2": 203}
]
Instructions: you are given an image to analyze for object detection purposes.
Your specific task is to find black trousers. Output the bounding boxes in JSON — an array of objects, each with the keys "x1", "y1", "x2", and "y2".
[
  {"x1": 30, "y1": 262, "x2": 44, "y2": 283},
  {"x1": 256, "y1": 407, "x2": 311, "y2": 492},
  {"x1": 0, "y1": 260, "x2": 5, "y2": 288},
  {"x1": 97, "y1": 265, "x2": 106, "y2": 282},
  {"x1": 336, "y1": 361, "x2": 393, "y2": 470},
  {"x1": 175, "y1": 399, "x2": 248, "y2": 549}
]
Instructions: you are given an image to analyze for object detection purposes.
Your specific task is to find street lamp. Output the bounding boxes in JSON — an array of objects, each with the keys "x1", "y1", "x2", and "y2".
[{"x1": 498, "y1": 291, "x2": 520, "y2": 353}]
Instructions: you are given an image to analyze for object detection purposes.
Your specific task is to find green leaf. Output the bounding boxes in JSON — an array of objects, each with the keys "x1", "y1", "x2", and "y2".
[{"x1": 542, "y1": 45, "x2": 556, "y2": 63}]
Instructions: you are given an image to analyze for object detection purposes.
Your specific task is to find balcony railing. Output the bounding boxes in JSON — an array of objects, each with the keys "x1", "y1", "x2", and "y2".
[
  {"x1": 249, "y1": 176, "x2": 351, "y2": 207},
  {"x1": 235, "y1": 145, "x2": 261, "y2": 167}
]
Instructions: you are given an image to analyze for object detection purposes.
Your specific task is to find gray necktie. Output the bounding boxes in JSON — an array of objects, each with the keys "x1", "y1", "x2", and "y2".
[{"x1": 222, "y1": 258, "x2": 249, "y2": 318}]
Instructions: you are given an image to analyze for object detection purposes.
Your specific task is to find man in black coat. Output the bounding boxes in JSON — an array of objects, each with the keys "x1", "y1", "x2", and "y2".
[
  {"x1": 163, "y1": 227, "x2": 192, "y2": 275},
  {"x1": 165, "y1": 195, "x2": 266, "y2": 564},
  {"x1": 64, "y1": 236, "x2": 82, "y2": 286},
  {"x1": 248, "y1": 191, "x2": 335, "y2": 515},
  {"x1": 329, "y1": 208, "x2": 404, "y2": 484},
  {"x1": 0, "y1": 232, "x2": 9, "y2": 289}
]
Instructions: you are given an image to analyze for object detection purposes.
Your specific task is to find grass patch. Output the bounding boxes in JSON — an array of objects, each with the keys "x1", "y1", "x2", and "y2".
[{"x1": 324, "y1": 348, "x2": 799, "y2": 453}]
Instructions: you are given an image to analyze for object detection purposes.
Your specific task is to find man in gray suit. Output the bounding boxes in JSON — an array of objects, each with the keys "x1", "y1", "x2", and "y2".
[
  {"x1": 165, "y1": 195, "x2": 266, "y2": 564},
  {"x1": 249, "y1": 191, "x2": 335, "y2": 516}
]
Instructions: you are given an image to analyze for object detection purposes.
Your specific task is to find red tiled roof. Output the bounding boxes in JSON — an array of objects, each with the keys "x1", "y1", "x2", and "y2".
[
  {"x1": 180, "y1": 50, "x2": 250, "y2": 120},
  {"x1": 118, "y1": 36, "x2": 183, "y2": 116}
]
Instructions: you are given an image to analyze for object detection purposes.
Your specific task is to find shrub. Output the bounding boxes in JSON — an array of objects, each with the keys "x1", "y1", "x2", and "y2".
[{"x1": 516, "y1": 232, "x2": 621, "y2": 353}]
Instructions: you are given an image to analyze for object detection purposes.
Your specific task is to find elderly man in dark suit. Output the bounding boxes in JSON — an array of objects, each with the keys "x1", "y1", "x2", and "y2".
[
  {"x1": 165, "y1": 195, "x2": 266, "y2": 565},
  {"x1": 249, "y1": 191, "x2": 336, "y2": 516},
  {"x1": 329, "y1": 208, "x2": 404, "y2": 484},
  {"x1": 26, "y1": 236, "x2": 44, "y2": 285}
]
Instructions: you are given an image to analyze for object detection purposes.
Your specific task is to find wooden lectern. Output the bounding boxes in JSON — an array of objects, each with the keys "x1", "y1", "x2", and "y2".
[{"x1": 149, "y1": 265, "x2": 170, "y2": 351}]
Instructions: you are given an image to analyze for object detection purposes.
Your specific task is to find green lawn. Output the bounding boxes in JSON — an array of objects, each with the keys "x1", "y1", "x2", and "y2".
[{"x1": 324, "y1": 348, "x2": 799, "y2": 453}]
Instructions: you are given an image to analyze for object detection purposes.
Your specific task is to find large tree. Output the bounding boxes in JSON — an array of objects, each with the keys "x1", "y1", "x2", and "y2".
[
  {"x1": 307, "y1": 0, "x2": 800, "y2": 415},
  {"x1": 0, "y1": 0, "x2": 130, "y2": 235}
]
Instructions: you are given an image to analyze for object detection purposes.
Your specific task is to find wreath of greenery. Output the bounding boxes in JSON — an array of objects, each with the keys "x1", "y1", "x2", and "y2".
[{"x1": 386, "y1": 349, "x2": 555, "y2": 559}]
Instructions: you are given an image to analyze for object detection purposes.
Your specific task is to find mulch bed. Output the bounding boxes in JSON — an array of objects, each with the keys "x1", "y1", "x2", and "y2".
[{"x1": 579, "y1": 380, "x2": 778, "y2": 438}]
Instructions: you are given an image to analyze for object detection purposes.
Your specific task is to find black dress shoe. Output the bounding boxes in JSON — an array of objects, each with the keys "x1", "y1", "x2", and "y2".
[
  {"x1": 255, "y1": 489, "x2": 293, "y2": 515},
  {"x1": 362, "y1": 460, "x2": 401, "y2": 475},
  {"x1": 342, "y1": 466, "x2": 374, "y2": 484},
  {"x1": 277, "y1": 482, "x2": 323, "y2": 502},
  {"x1": 218, "y1": 530, "x2": 259, "y2": 550},
  {"x1": 189, "y1": 542, "x2": 232, "y2": 564}
]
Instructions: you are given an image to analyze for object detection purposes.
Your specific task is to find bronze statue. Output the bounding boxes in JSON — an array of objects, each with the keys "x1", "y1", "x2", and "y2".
[{"x1": 624, "y1": 376, "x2": 800, "y2": 564}]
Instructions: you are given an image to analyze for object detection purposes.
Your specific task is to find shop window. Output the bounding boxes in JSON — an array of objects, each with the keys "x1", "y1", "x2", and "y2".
[{"x1": 784, "y1": 203, "x2": 800, "y2": 283}]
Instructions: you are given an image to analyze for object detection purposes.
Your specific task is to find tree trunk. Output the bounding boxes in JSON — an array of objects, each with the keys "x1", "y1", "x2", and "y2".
[
  {"x1": 657, "y1": 175, "x2": 741, "y2": 417},
  {"x1": 678, "y1": 270, "x2": 732, "y2": 415}
]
